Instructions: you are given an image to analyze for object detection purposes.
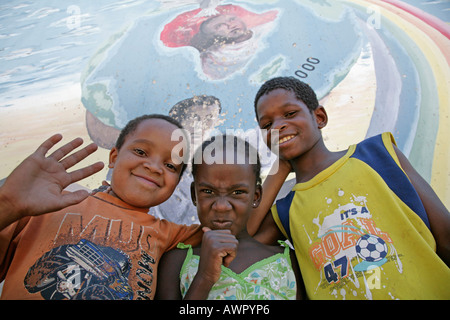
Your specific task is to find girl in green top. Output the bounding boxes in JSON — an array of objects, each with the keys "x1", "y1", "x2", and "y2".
[{"x1": 155, "y1": 134, "x2": 304, "y2": 300}]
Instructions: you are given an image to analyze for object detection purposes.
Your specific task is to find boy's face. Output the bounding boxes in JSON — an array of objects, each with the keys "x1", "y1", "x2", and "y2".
[
  {"x1": 256, "y1": 88, "x2": 326, "y2": 161},
  {"x1": 108, "y1": 118, "x2": 186, "y2": 208},
  {"x1": 191, "y1": 163, "x2": 261, "y2": 237}
]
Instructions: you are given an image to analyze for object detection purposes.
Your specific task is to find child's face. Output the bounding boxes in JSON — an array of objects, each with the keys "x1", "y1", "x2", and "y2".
[
  {"x1": 108, "y1": 118, "x2": 186, "y2": 208},
  {"x1": 256, "y1": 88, "x2": 326, "y2": 161},
  {"x1": 191, "y1": 163, "x2": 261, "y2": 236}
]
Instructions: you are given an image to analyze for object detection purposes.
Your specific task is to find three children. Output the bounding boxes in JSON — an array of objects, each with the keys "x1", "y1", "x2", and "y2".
[{"x1": 1, "y1": 76, "x2": 448, "y2": 300}]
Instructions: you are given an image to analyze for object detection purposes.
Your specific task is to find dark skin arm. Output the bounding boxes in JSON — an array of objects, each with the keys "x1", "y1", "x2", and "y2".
[
  {"x1": 248, "y1": 159, "x2": 291, "y2": 239},
  {"x1": 155, "y1": 248, "x2": 186, "y2": 300},
  {"x1": 289, "y1": 248, "x2": 306, "y2": 300},
  {"x1": 253, "y1": 209, "x2": 283, "y2": 245},
  {"x1": 393, "y1": 145, "x2": 450, "y2": 266}
]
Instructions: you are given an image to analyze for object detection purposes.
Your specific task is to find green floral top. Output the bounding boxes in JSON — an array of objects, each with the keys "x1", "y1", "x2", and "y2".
[{"x1": 178, "y1": 241, "x2": 297, "y2": 300}]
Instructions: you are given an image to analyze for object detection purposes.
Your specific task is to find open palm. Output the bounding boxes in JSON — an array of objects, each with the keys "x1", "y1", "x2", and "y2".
[{"x1": 0, "y1": 134, "x2": 104, "y2": 230}]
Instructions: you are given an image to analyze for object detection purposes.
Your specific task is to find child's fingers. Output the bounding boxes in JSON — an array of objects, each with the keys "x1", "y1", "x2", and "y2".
[
  {"x1": 202, "y1": 228, "x2": 237, "y2": 247},
  {"x1": 222, "y1": 249, "x2": 237, "y2": 268},
  {"x1": 202, "y1": 227, "x2": 233, "y2": 236},
  {"x1": 68, "y1": 161, "x2": 105, "y2": 184},
  {"x1": 59, "y1": 142, "x2": 99, "y2": 170},
  {"x1": 48, "y1": 137, "x2": 85, "y2": 162},
  {"x1": 218, "y1": 239, "x2": 238, "y2": 268},
  {"x1": 35, "y1": 134, "x2": 63, "y2": 157},
  {"x1": 61, "y1": 190, "x2": 91, "y2": 208},
  {"x1": 202, "y1": 226, "x2": 211, "y2": 233}
]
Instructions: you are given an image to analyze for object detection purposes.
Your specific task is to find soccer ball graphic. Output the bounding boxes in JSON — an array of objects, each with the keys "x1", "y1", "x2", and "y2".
[{"x1": 355, "y1": 234, "x2": 388, "y2": 262}]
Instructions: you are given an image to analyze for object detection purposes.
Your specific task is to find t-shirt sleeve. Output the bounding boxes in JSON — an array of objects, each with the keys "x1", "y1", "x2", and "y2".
[
  {"x1": 161, "y1": 221, "x2": 202, "y2": 251},
  {"x1": 271, "y1": 203, "x2": 289, "y2": 241},
  {"x1": 272, "y1": 190, "x2": 295, "y2": 242}
]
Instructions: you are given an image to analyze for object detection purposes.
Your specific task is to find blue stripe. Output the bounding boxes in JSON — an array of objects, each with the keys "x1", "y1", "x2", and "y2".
[
  {"x1": 275, "y1": 190, "x2": 295, "y2": 242},
  {"x1": 351, "y1": 134, "x2": 430, "y2": 228}
]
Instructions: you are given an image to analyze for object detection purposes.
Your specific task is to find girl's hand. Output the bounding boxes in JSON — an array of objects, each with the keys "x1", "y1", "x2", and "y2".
[{"x1": 197, "y1": 227, "x2": 238, "y2": 284}]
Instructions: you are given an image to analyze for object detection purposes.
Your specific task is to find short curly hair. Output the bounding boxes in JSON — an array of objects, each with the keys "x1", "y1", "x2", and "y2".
[
  {"x1": 254, "y1": 76, "x2": 319, "y2": 119},
  {"x1": 191, "y1": 134, "x2": 262, "y2": 187}
]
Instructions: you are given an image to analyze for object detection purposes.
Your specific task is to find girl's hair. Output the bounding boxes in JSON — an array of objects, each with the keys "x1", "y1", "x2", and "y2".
[
  {"x1": 191, "y1": 134, "x2": 262, "y2": 186},
  {"x1": 115, "y1": 114, "x2": 189, "y2": 177},
  {"x1": 254, "y1": 76, "x2": 319, "y2": 118}
]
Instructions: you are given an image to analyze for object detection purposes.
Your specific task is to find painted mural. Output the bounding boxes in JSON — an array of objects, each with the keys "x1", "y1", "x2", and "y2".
[{"x1": 1, "y1": 0, "x2": 449, "y2": 223}]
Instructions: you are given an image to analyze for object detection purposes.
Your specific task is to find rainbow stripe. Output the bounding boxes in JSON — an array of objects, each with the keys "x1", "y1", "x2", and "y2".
[{"x1": 346, "y1": 0, "x2": 450, "y2": 206}]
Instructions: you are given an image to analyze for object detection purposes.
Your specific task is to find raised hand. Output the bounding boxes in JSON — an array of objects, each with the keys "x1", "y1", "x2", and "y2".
[{"x1": 0, "y1": 134, "x2": 104, "y2": 230}]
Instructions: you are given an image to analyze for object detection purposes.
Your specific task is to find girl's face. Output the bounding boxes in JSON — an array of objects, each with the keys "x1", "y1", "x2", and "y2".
[
  {"x1": 191, "y1": 162, "x2": 261, "y2": 237},
  {"x1": 108, "y1": 118, "x2": 186, "y2": 208}
]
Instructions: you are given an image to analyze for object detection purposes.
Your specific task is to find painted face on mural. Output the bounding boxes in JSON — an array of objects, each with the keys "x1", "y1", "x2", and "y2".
[
  {"x1": 169, "y1": 95, "x2": 224, "y2": 139},
  {"x1": 159, "y1": 4, "x2": 278, "y2": 80},
  {"x1": 199, "y1": 14, "x2": 253, "y2": 46},
  {"x1": 183, "y1": 104, "x2": 222, "y2": 133}
]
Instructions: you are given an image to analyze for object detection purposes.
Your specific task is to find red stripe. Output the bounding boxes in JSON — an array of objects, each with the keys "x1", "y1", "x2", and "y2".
[{"x1": 381, "y1": 0, "x2": 450, "y2": 39}]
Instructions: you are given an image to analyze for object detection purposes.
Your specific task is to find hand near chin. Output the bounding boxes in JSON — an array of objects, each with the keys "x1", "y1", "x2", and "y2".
[{"x1": 197, "y1": 227, "x2": 238, "y2": 284}]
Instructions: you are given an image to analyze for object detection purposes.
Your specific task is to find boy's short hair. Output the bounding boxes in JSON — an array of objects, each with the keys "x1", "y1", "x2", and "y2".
[
  {"x1": 191, "y1": 134, "x2": 262, "y2": 186},
  {"x1": 115, "y1": 114, "x2": 189, "y2": 177},
  {"x1": 254, "y1": 76, "x2": 319, "y2": 118}
]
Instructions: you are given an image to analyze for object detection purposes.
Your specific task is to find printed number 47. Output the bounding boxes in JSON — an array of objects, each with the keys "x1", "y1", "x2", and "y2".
[{"x1": 324, "y1": 256, "x2": 348, "y2": 284}]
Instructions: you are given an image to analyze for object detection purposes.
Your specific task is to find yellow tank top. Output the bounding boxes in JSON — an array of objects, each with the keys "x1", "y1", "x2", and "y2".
[{"x1": 272, "y1": 133, "x2": 450, "y2": 299}]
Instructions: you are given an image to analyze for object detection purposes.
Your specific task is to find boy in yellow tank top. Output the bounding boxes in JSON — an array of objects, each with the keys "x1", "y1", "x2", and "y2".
[{"x1": 249, "y1": 77, "x2": 450, "y2": 300}]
